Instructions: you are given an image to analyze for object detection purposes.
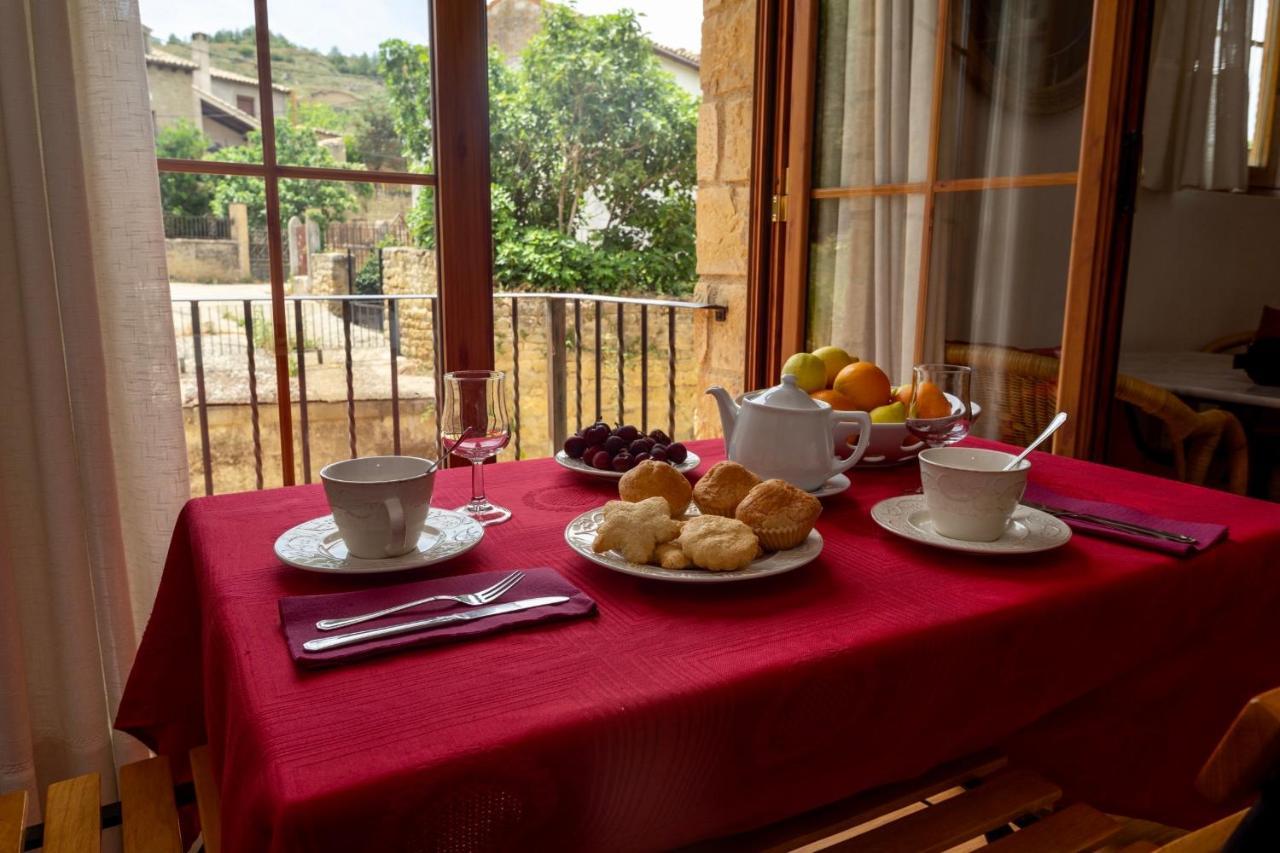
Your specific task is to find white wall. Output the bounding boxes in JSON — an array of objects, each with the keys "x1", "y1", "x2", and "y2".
[{"x1": 1121, "y1": 188, "x2": 1280, "y2": 351}]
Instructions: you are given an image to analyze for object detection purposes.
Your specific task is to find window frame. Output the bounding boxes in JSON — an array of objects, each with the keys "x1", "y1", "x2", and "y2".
[
  {"x1": 154, "y1": 0, "x2": 492, "y2": 486},
  {"x1": 1249, "y1": 0, "x2": 1280, "y2": 186},
  {"x1": 748, "y1": 0, "x2": 1150, "y2": 458}
]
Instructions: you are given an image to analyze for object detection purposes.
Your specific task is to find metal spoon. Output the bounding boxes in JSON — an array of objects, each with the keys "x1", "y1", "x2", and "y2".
[
  {"x1": 1003, "y1": 412, "x2": 1068, "y2": 471},
  {"x1": 424, "y1": 425, "x2": 478, "y2": 474}
]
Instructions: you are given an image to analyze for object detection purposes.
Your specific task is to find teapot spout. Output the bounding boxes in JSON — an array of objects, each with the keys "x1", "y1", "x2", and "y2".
[{"x1": 705, "y1": 386, "x2": 738, "y2": 445}]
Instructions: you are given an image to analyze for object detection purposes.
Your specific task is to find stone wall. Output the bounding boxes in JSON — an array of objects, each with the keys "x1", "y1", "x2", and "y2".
[
  {"x1": 165, "y1": 238, "x2": 243, "y2": 283},
  {"x1": 308, "y1": 252, "x2": 350, "y2": 317},
  {"x1": 693, "y1": 0, "x2": 756, "y2": 437},
  {"x1": 381, "y1": 247, "x2": 438, "y2": 364}
]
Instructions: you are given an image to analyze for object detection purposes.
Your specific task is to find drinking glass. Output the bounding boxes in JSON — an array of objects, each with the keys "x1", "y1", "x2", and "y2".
[
  {"x1": 905, "y1": 364, "x2": 973, "y2": 448},
  {"x1": 441, "y1": 370, "x2": 512, "y2": 525}
]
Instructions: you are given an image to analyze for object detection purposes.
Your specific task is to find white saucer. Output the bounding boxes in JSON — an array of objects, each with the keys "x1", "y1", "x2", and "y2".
[
  {"x1": 809, "y1": 473, "x2": 851, "y2": 498},
  {"x1": 554, "y1": 449, "x2": 700, "y2": 480},
  {"x1": 274, "y1": 508, "x2": 485, "y2": 574},
  {"x1": 869, "y1": 494, "x2": 1071, "y2": 555}
]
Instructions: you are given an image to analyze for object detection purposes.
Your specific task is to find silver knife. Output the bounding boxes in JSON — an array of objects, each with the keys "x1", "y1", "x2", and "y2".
[
  {"x1": 1022, "y1": 502, "x2": 1198, "y2": 545},
  {"x1": 303, "y1": 596, "x2": 571, "y2": 652}
]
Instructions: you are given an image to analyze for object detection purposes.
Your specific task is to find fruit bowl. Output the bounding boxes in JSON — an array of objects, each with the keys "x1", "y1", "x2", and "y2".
[{"x1": 832, "y1": 398, "x2": 982, "y2": 466}]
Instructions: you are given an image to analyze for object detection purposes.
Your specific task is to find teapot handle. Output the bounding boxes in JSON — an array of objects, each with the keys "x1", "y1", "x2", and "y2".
[{"x1": 830, "y1": 411, "x2": 872, "y2": 476}]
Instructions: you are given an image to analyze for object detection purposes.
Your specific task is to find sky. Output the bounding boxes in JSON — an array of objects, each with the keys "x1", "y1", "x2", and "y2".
[{"x1": 138, "y1": 0, "x2": 702, "y2": 57}]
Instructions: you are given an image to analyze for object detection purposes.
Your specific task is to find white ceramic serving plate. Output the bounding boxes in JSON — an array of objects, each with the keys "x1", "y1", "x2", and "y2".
[
  {"x1": 554, "y1": 449, "x2": 701, "y2": 480},
  {"x1": 564, "y1": 506, "x2": 823, "y2": 583},
  {"x1": 809, "y1": 473, "x2": 850, "y2": 498},
  {"x1": 274, "y1": 508, "x2": 484, "y2": 574},
  {"x1": 869, "y1": 494, "x2": 1070, "y2": 555}
]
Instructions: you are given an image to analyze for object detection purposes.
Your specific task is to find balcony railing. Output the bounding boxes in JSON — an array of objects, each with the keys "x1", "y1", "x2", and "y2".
[{"x1": 172, "y1": 293, "x2": 726, "y2": 495}]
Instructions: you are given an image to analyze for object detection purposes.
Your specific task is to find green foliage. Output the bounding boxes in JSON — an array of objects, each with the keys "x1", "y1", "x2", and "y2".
[
  {"x1": 208, "y1": 122, "x2": 363, "y2": 229},
  {"x1": 378, "y1": 40, "x2": 434, "y2": 171},
  {"x1": 349, "y1": 99, "x2": 406, "y2": 170},
  {"x1": 155, "y1": 121, "x2": 214, "y2": 216},
  {"x1": 381, "y1": 7, "x2": 697, "y2": 295}
]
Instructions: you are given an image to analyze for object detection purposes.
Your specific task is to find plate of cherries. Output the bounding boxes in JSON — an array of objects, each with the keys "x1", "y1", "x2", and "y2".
[{"x1": 555, "y1": 422, "x2": 699, "y2": 480}]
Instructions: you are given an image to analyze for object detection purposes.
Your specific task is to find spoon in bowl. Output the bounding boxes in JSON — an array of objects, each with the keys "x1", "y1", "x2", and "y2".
[{"x1": 1003, "y1": 412, "x2": 1068, "y2": 471}]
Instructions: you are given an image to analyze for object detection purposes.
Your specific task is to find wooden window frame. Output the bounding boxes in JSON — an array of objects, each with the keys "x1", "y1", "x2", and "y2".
[
  {"x1": 155, "y1": 0, "x2": 493, "y2": 485},
  {"x1": 1249, "y1": 0, "x2": 1280, "y2": 185},
  {"x1": 747, "y1": 0, "x2": 1149, "y2": 459}
]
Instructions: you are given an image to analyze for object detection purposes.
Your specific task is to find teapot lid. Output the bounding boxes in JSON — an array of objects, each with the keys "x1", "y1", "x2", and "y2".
[{"x1": 749, "y1": 374, "x2": 826, "y2": 411}]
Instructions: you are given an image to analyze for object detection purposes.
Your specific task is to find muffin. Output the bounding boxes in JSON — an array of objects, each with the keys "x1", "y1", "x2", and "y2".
[
  {"x1": 734, "y1": 479, "x2": 822, "y2": 551},
  {"x1": 618, "y1": 459, "x2": 693, "y2": 517},
  {"x1": 692, "y1": 461, "x2": 762, "y2": 517},
  {"x1": 676, "y1": 514, "x2": 759, "y2": 572}
]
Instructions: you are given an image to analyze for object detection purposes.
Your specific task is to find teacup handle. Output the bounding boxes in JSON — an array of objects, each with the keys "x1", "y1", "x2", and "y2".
[
  {"x1": 830, "y1": 410, "x2": 872, "y2": 476},
  {"x1": 384, "y1": 497, "x2": 408, "y2": 556}
]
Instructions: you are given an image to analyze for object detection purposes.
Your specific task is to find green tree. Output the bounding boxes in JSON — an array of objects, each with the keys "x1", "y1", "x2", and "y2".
[
  {"x1": 155, "y1": 121, "x2": 214, "y2": 216},
  {"x1": 381, "y1": 8, "x2": 696, "y2": 294},
  {"x1": 208, "y1": 122, "x2": 363, "y2": 229}
]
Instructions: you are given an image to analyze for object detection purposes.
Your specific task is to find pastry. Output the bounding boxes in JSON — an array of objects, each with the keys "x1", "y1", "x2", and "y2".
[
  {"x1": 618, "y1": 459, "x2": 693, "y2": 517},
  {"x1": 676, "y1": 514, "x2": 759, "y2": 572},
  {"x1": 592, "y1": 497, "x2": 681, "y2": 564},
  {"x1": 653, "y1": 541, "x2": 691, "y2": 570},
  {"x1": 692, "y1": 461, "x2": 761, "y2": 517},
  {"x1": 734, "y1": 479, "x2": 822, "y2": 551}
]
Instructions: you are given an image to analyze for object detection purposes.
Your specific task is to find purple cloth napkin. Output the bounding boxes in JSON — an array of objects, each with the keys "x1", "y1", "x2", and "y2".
[
  {"x1": 280, "y1": 567, "x2": 596, "y2": 668},
  {"x1": 1023, "y1": 484, "x2": 1228, "y2": 557}
]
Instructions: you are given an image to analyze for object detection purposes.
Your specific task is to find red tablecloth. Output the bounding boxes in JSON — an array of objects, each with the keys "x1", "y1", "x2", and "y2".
[{"x1": 116, "y1": 439, "x2": 1280, "y2": 851}]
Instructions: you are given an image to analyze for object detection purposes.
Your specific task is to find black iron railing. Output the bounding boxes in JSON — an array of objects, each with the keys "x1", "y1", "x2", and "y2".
[
  {"x1": 172, "y1": 293, "x2": 726, "y2": 495},
  {"x1": 163, "y1": 214, "x2": 231, "y2": 240}
]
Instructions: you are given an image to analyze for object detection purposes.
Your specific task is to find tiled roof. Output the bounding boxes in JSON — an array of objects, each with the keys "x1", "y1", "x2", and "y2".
[
  {"x1": 196, "y1": 88, "x2": 261, "y2": 131},
  {"x1": 650, "y1": 42, "x2": 700, "y2": 69},
  {"x1": 144, "y1": 46, "x2": 291, "y2": 94}
]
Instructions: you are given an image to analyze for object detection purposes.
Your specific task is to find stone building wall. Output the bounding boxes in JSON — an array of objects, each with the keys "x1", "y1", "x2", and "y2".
[
  {"x1": 692, "y1": 0, "x2": 756, "y2": 437},
  {"x1": 308, "y1": 252, "x2": 350, "y2": 317},
  {"x1": 165, "y1": 238, "x2": 243, "y2": 283},
  {"x1": 381, "y1": 247, "x2": 438, "y2": 364}
]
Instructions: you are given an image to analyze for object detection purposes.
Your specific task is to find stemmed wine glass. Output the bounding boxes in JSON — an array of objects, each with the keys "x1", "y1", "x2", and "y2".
[
  {"x1": 441, "y1": 370, "x2": 512, "y2": 526},
  {"x1": 906, "y1": 364, "x2": 973, "y2": 448}
]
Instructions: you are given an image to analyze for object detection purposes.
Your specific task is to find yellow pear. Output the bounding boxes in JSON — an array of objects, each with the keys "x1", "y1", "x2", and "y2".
[{"x1": 870, "y1": 401, "x2": 907, "y2": 424}]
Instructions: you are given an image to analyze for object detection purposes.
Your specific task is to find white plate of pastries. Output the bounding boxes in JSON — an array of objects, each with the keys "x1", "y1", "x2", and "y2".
[{"x1": 563, "y1": 459, "x2": 824, "y2": 583}]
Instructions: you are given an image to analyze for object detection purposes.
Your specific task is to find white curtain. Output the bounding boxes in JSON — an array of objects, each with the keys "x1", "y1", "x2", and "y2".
[
  {"x1": 1142, "y1": 0, "x2": 1253, "y2": 191},
  {"x1": 810, "y1": 0, "x2": 935, "y2": 385},
  {"x1": 0, "y1": 0, "x2": 189, "y2": 820}
]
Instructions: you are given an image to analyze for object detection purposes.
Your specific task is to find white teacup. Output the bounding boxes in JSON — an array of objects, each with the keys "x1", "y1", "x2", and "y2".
[
  {"x1": 918, "y1": 447, "x2": 1029, "y2": 542},
  {"x1": 320, "y1": 456, "x2": 436, "y2": 559}
]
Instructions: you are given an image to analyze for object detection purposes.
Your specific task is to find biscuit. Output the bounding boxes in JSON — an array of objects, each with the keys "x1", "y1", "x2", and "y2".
[
  {"x1": 692, "y1": 460, "x2": 762, "y2": 517},
  {"x1": 676, "y1": 514, "x2": 759, "y2": 572},
  {"x1": 618, "y1": 460, "x2": 693, "y2": 517},
  {"x1": 653, "y1": 541, "x2": 691, "y2": 570},
  {"x1": 592, "y1": 497, "x2": 681, "y2": 564}
]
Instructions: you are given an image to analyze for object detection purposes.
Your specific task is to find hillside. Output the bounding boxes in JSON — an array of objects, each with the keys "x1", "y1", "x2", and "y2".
[{"x1": 151, "y1": 29, "x2": 389, "y2": 133}]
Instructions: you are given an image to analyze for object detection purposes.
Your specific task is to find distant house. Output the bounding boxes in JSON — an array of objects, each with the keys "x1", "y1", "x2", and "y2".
[
  {"x1": 144, "y1": 31, "x2": 290, "y2": 148},
  {"x1": 486, "y1": 0, "x2": 701, "y2": 96}
]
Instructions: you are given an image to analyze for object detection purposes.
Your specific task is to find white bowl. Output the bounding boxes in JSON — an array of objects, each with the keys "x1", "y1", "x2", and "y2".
[{"x1": 832, "y1": 398, "x2": 982, "y2": 466}]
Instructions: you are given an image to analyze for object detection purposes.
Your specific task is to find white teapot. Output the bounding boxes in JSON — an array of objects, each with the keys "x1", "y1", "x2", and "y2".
[{"x1": 706, "y1": 375, "x2": 872, "y2": 492}]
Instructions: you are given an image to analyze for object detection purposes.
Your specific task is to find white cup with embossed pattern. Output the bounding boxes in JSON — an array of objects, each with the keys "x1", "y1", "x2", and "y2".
[
  {"x1": 320, "y1": 456, "x2": 435, "y2": 559},
  {"x1": 918, "y1": 447, "x2": 1029, "y2": 542}
]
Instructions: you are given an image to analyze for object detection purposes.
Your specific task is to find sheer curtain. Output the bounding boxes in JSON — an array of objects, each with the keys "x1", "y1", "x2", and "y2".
[
  {"x1": 1142, "y1": 0, "x2": 1253, "y2": 191},
  {"x1": 0, "y1": 0, "x2": 189, "y2": 817},
  {"x1": 808, "y1": 0, "x2": 935, "y2": 385}
]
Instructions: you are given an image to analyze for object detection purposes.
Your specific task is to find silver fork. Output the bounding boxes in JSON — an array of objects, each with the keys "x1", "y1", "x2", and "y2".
[{"x1": 315, "y1": 571, "x2": 525, "y2": 632}]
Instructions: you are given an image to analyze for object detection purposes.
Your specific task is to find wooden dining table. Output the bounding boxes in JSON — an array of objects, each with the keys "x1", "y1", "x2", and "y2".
[{"x1": 115, "y1": 438, "x2": 1280, "y2": 852}]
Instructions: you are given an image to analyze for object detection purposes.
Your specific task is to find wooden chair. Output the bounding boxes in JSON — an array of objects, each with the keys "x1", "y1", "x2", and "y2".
[
  {"x1": 0, "y1": 746, "x2": 221, "y2": 853},
  {"x1": 945, "y1": 342, "x2": 1249, "y2": 495},
  {"x1": 1201, "y1": 332, "x2": 1255, "y2": 355},
  {"x1": 687, "y1": 688, "x2": 1280, "y2": 852}
]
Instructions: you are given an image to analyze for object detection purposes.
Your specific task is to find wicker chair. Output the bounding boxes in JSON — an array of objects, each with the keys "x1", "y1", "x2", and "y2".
[{"x1": 945, "y1": 342, "x2": 1249, "y2": 495}]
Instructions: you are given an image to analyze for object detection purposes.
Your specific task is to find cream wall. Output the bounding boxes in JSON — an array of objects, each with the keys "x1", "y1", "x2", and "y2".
[{"x1": 1121, "y1": 188, "x2": 1280, "y2": 351}]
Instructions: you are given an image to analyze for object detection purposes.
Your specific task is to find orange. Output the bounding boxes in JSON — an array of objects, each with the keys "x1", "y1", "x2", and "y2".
[
  {"x1": 912, "y1": 380, "x2": 952, "y2": 419},
  {"x1": 893, "y1": 384, "x2": 913, "y2": 406},
  {"x1": 810, "y1": 388, "x2": 859, "y2": 411},
  {"x1": 832, "y1": 362, "x2": 893, "y2": 412}
]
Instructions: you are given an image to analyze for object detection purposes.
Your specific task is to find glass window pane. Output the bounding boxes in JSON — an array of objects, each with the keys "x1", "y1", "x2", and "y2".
[
  {"x1": 1255, "y1": 0, "x2": 1272, "y2": 42},
  {"x1": 806, "y1": 194, "x2": 927, "y2": 385},
  {"x1": 936, "y1": 0, "x2": 1094, "y2": 180},
  {"x1": 934, "y1": 185, "x2": 1076, "y2": 440},
  {"x1": 269, "y1": 2, "x2": 433, "y2": 174},
  {"x1": 282, "y1": 180, "x2": 440, "y2": 480},
  {"x1": 812, "y1": 0, "x2": 937, "y2": 190},
  {"x1": 140, "y1": 4, "x2": 265, "y2": 162}
]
